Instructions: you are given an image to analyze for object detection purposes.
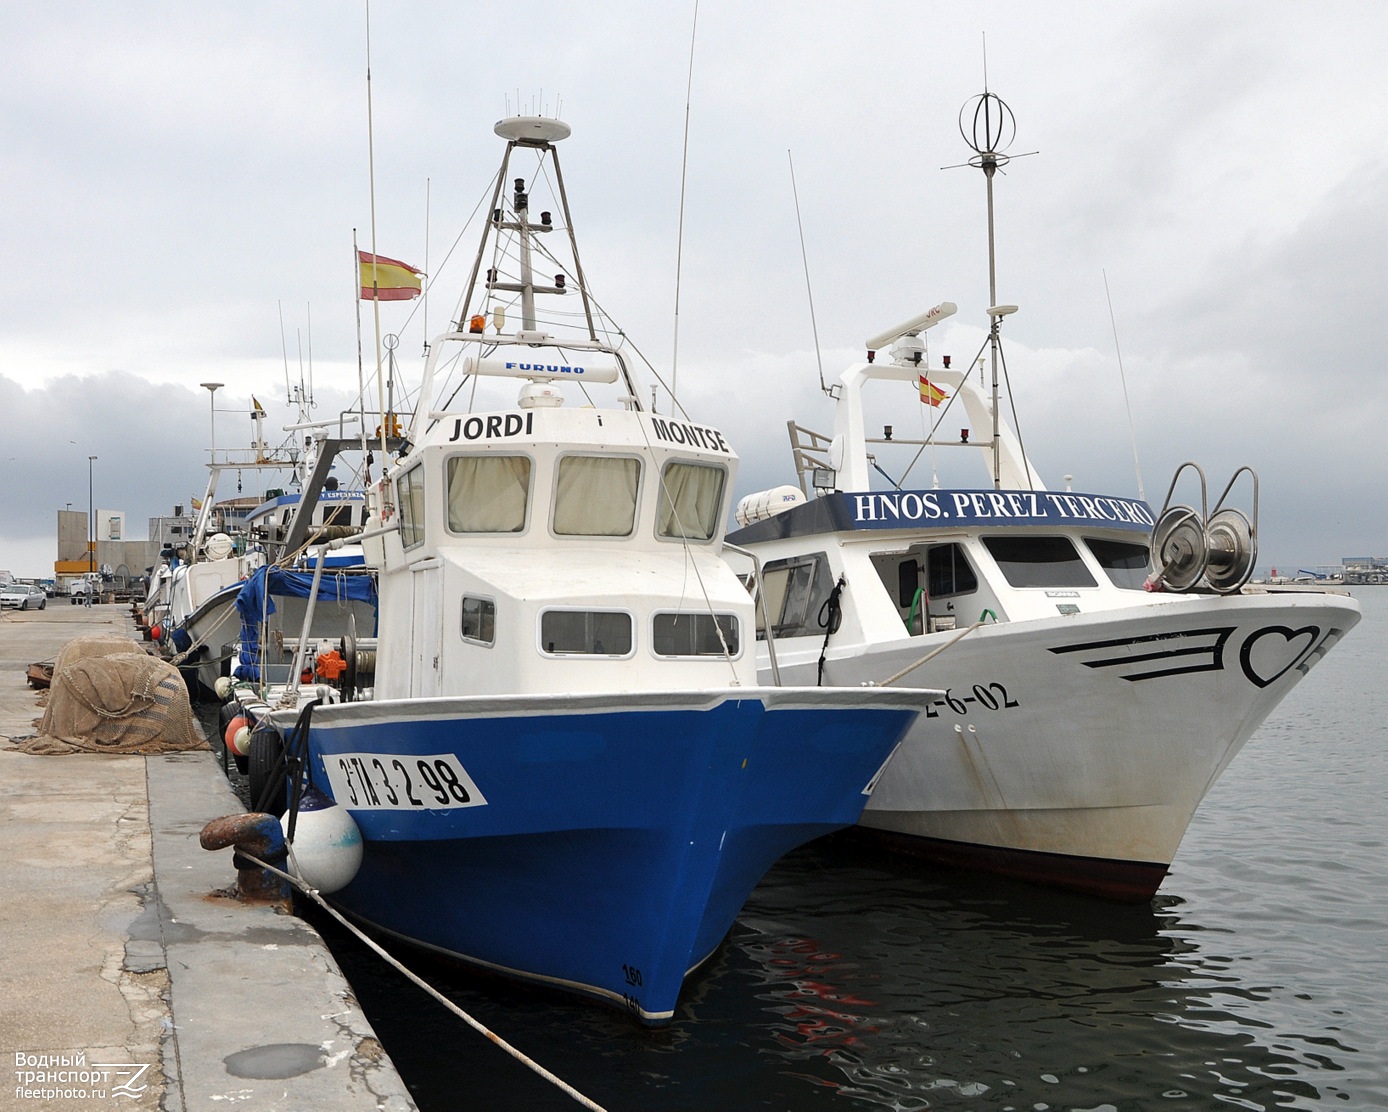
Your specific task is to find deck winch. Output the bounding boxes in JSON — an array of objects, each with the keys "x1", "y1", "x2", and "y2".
[{"x1": 1148, "y1": 462, "x2": 1258, "y2": 594}]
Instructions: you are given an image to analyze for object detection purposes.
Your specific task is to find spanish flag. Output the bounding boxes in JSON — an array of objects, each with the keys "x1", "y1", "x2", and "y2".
[
  {"x1": 919, "y1": 374, "x2": 947, "y2": 407},
  {"x1": 358, "y1": 250, "x2": 423, "y2": 301}
]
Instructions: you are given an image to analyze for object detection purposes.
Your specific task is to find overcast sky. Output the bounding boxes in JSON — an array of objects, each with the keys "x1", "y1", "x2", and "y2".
[{"x1": 2, "y1": 1, "x2": 1384, "y2": 579}]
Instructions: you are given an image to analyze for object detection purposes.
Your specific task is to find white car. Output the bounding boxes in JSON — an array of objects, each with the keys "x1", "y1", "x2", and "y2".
[{"x1": 0, "y1": 583, "x2": 47, "y2": 610}]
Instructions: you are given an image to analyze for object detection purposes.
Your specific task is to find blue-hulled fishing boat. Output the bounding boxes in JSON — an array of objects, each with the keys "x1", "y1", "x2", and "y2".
[{"x1": 262, "y1": 115, "x2": 933, "y2": 1023}]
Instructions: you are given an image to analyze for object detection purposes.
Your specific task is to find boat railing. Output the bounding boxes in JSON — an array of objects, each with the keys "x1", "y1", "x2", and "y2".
[
  {"x1": 281, "y1": 524, "x2": 397, "y2": 707},
  {"x1": 788, "y1": 421, "x2": 835, "y2": 498},
  {"x1": 722, "y1": 542, "x2": 782, "y2": 687}
]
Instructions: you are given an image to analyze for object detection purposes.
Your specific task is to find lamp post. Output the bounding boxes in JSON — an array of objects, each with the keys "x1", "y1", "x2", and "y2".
[
  {"x1": 201, "y1": 382, "x2": 224, "y2": 458},
  {"x1": 87, "y1": 455, "x2": 98, "y2": 578}
]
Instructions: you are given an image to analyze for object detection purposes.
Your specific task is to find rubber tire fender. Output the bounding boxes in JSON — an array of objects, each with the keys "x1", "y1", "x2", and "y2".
[{"x1": 248, "y1": 723, "x2": 288, "y2": 816}]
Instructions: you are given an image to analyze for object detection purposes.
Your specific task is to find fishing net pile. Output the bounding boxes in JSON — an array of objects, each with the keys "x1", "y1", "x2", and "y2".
[{"x1": 18, "y1": 635, "x2": 206, "y2": 756}]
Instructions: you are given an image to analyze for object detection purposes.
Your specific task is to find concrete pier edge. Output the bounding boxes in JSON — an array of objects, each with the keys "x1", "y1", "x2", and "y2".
[{"x1": 0, "y1": 603, "x2": 417, "y2": 1110}]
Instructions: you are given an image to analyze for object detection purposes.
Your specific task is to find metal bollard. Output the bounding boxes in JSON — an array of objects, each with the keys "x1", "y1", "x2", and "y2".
[{"x1": 199, "y1": 813, "x2": 292, "y2": 903}]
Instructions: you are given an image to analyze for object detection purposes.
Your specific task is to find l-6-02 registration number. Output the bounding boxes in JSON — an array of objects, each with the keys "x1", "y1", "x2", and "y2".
[{"x1": 323, "y1": 752, "x2": 488, "y2": 811}]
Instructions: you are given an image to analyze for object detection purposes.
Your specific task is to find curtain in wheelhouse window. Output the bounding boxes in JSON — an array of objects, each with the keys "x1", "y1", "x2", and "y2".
[
  {"x1": 656, "y1": 461, "x2": 725, "y2": 541},
  {"x1": 446, "y1": 455, "x2": 531, "y2": 533},
  {"x1": 553, "y1": 455, "x2": 640, "y2": 536}
]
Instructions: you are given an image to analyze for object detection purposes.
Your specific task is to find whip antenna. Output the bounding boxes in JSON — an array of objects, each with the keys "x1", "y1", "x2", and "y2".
[
  {"x1": 788, "y1": 149, "x2": 830, "y2": 396},
  {"x1": 1104, "y1": 268, "x2": 1145, "y2": 501},
  {"x1": 670, "y1": 0, "x2": 700, "y2": 411}
]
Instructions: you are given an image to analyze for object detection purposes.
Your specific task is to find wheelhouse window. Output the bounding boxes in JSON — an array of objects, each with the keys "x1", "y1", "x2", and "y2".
[
  {"x1": 752, "y1": 553, "x2": 836, "y2": 639},
  {"x1": 1086, "y1": 537, "x2": 1153, "y2": 589},
  {"x1": 656, "y1": 461, "x2": 726, "y2": 541},
  {"x1": 927, "y1": 543, "x2": 978, "y2": 598},
  {"x1": 982, "y1": 535, "x2": 1098, "y2": 588},
  {"x1": 460, "y1": 596, "x2": 496, "y2": 645},
  {"x1": 553, "y1": 455, "x2": 640, "y2": 537},
  {"x1": 447, "y1": 455, "x2": 531, "y2": 533},
  {"x1": 653, "y1": 612, "x2": 739, "y2": 657},
  {"x1": 397, "y1": 465, "x2": 426, "y2": 549},
  {"x1": 540, "y1": 609, "x2": 633, "y2": 655}
]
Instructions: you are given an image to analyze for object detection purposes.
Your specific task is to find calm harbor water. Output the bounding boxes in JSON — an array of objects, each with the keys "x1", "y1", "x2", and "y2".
[{"x1": 298, "y1": 588, "x2": 1387, "y2": 1111}]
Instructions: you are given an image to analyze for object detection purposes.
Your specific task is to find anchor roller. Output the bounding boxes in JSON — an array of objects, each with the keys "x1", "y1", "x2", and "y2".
[{"x1": 1147, "y1": 463, "x2": 1258, "y2": 595}]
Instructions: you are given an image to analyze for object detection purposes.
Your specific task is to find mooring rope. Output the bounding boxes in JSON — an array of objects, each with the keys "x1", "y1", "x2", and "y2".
[
  {"x1": 878, "y1": 620, "x2": 986, "y2": 687},
  {"x1": 235, "y1": 848, "x2": 610, "y2": 1112}
]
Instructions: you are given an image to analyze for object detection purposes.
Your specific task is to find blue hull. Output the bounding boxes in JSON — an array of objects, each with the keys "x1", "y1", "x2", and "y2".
[{"x1": 297, "y1": 690, "x2": 918, "y2": 1022}]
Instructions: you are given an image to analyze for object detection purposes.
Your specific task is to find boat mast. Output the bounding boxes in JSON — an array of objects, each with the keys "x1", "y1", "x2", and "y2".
[
  {"x1": 960, "y1": 88, "x2": 1019, "y2": 490},
  {"x1": 457, "y1": 116, "x2": 599, "y2": 341}
]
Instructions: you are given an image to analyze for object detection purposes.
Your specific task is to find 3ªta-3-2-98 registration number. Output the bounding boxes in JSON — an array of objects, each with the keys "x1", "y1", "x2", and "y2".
[{"x1": 323, "y1": 752, "x2": 488, "y2": 810}]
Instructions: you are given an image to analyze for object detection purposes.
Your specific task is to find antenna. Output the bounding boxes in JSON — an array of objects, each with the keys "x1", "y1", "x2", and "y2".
[
  {"x1": 787, "y1": 150, "x2": 830, "y2": 396},
  {"x1": 1104, "y1": 269, "x2": 1145, "y2": 500},
  {"x1": 948, "y1": 78, "x2": 1037, "y2": 489},
  {"x1": 670, "y1": 0, "x2": 700, "y2": 410},
  {"x1": 364, "y1": 0, "x2": 388, "y2": 461},
  {"x1": 277, "y1": 301, "x2": 292, "y2": 401}
]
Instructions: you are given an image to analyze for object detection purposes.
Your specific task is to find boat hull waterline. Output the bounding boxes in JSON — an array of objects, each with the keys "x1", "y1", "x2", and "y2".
[
  {"x1": 287, "y1": 688, "x2": 920, "y2": 1023},
  {"x1": 771, "y1": 592, "x2": 1357, "y2": 901}
]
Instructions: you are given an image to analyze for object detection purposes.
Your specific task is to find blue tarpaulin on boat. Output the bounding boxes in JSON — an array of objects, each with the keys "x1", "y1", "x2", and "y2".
[{"x1": 234, "y1": 566, "x2": 378, "y2": 681}]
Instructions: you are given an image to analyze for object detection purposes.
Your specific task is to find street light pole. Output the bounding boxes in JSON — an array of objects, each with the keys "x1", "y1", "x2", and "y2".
[{"x1": 87, "y1": 454, "x2": 98, "y2": 578}]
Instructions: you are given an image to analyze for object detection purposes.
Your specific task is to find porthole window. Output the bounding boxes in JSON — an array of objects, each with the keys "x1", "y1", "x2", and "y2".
[
  {"x1": 653, "y1": 612, "x2": 740, "y2": 657},
  {"x1": 461, "y1": 597, "x2": 496, "y2": 645},
  {"x1": 1085, "y1": 538, "x2": 1153, "y2": 590},
  {"x1": 540, "y1": 610, "x2": 633, "y2": 656},
  {"x1": 982, "y1": 536, "x2": 1097, "y2": 588},
  {"x1": 397, "y1": 465, "x2": 426, "y2": 549},
  {"x1": 751, "y1": 553, "x2": 835, "y2": 639}
]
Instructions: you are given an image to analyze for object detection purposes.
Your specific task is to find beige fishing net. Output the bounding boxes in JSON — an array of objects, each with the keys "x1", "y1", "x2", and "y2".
[{"x1": 18, "y1": 635, "x2": 206, "y2": 755}]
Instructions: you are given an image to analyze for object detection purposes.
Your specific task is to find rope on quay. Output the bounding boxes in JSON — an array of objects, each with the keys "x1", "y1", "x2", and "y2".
[{"x1": 237, "y1": 848, "x2": 610, "y2": 1112}]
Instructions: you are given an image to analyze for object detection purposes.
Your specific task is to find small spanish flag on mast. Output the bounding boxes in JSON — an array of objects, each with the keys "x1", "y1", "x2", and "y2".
[
  {"x1": 919, "y1": 373, "x2": 947, "y2": 407},
  {"x1": 358, "y1": 250, "x2": 424, "y2": 301}
]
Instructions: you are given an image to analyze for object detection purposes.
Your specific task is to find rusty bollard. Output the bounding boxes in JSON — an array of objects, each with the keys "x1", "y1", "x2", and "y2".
[{"x1": 199, "y1": 813, "x2": 292, "y2": 903}]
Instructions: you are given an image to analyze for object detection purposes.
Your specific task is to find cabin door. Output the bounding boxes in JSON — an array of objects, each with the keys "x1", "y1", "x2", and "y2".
[{"x1": 409, "y1": 559, "x2": 443, "y2": 697}]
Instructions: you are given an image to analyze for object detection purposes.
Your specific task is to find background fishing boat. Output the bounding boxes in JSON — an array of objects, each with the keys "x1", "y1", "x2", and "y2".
[{"x1": 726, "y1": 90, "x2": 1361, "y2": 902}]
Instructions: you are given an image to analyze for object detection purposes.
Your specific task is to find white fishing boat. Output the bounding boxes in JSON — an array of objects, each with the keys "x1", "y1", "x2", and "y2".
[
  {"x1": 725, "y1": 91, "x2": 1361, "y2": 902},
  {"x1": 248, "y1": 116, "x2": 935, "y2": 1023},
  {"x1": 157, "y1": 401, "x2": 372, "y2": 697}
]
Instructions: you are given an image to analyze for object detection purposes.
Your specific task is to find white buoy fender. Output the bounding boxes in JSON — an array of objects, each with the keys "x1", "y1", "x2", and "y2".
[
  {"x1": 288, "y1": 788, "x2": 363, "y2": 894},
  {"x1": 229, "y1": 725, "x2": 252, "y2": 758},
  {"x1": 214, "y1": 676, "x2": 234, "y2": 700}
]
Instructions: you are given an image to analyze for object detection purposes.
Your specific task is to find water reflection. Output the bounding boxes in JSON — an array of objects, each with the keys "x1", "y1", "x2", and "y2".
[
  {"x1": 313, "y1": 829, "x2": 1353, "y2": 1110},
  {"x1": 720, "y1": 834, "x2": 1328, "y2": 1110}
]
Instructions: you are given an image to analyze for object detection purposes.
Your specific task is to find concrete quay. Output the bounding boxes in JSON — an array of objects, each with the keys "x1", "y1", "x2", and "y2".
[{"x1": 0, "y1": 603, "x2": 416, "y2": 1111}]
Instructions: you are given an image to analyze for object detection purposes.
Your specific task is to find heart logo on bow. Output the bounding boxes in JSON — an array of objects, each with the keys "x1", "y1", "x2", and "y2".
[{"x1": 1239, "y1": 625, "x2": 1321, "y2": 688}]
